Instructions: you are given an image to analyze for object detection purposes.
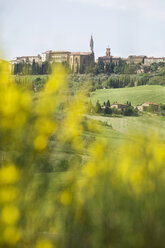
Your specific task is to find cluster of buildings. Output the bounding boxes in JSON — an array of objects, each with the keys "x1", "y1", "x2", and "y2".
[
  {"x1": 11, "y1": 36, "x2": 95, "y2": 74},
  {"x1": 102, "y1": 102, "x2": 159, "y2": 112},
  {"x1": 98, "y1": 49, "x2": 165, "y2": 66},
  {"x1": 97, "y1": 49, "x2": 145, "y2": 65},
  {"x1": 136, "y1": 102, "x2": 159, "y2": 112},
  {"x1": 10, "y1": 36, "x2": 165, "y2": 74}
]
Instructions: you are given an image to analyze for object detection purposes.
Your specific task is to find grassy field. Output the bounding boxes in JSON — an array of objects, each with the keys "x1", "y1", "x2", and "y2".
[
  {"x1": 90, "y1": 85, "x2": 165, "y2": 106},
  {"x1": 87, "y1": 114, "x2": 165, "y2": 135},
  {"x1": 13, "y1": 75, "x2": 48, "y2": 80},
  {"x1": 34, "y1": 114, "x2": 165, "y2": 203}
]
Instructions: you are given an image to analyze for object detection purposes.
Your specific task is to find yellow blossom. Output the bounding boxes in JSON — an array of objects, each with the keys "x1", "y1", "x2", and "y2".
[
  {"x1": 0, "y1": 186, "x2": 18, "y2": 203},
  {"x1": 36, "y1": 239, "x2": 53, "y2": 248},
  {"x1": 83, "y1": 163, "x2": 96, "y2": 178},
  {"x1": 60, "y1": 190, "x2": 72, "y2": 205},
  {"x1": 34, "y1": 135, "x2": 48, "y2": 151},
  {"x1": 1, "y1": 205, "x2": 20, "y2": 224},
  {"x1": 3, "y1": 227, "x2": 21, "y2": 245},
  {"x1": 0, "y1": 164, "x2": 20, "y2": 184}
]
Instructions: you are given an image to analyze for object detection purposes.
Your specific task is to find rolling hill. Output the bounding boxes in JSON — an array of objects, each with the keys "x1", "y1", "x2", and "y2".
[{"x1": 90, "y1": 85, "x2": 165, "y2": 106}]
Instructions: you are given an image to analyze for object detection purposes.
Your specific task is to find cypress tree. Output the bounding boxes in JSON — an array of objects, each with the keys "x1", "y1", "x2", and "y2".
[{"x1": 107, "y1": 100, "x2": 110, "y2": 107}]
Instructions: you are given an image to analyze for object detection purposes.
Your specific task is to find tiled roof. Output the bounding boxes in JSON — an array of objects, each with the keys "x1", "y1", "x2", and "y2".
[
  {"x1": 142, "y1": 102, "x2": 159, "y2": 106},
  {"x1": 99, "y1": 56, "x2": 111, "y2": 59},
  {"x1": 145, "y1": 57, "x2": 165, "y2": 59},
  {"x1": 111, "y1": 103, "x2": 127, "y2": 106},
  {"x1": 20, "y1": 56, "x2": 39, "y2": 58},
  {"x1": 71, "y1": 52, "x2": 92, "y2": 55},
  {"x1": 129, "y1": 55, "x2": 146, "y2": 58},
  {"x1": 42, "y1": 51, "x2": 70, "y2": 54},
  {"x1": 52, "y1": 51, "x2": 71, "y2": 54}
]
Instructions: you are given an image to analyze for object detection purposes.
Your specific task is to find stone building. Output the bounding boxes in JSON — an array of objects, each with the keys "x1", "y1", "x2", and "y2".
[
  {"x1": 127, "y1": 55, "x2": 146, "y2": 64},
  {"x1": 10, "y1": 55, "x2": 42, "y2": 65},
  {"x1": 41, "y1": 36, "x2": 95, "y2": 73},
  {"x1": 98, "y1": 48, "x2": 111, "y2": 64},
  {"x1": 98, "y1": 48, "x2": 147, "y2": 66},
  {"x1": 98, "y1": 48, "x2": 127, "y2": 65},
  {"x1": 110, "y1": 103, "x2": 128, "y2": 111},
  {"x1": 10, "y1": 36, "x2": 95, "y2": 74},
  {"x1": 69, "y1": 52, "x2": 94, "y2": 73},
  {"x1": 111, "y1": 57, "x2": 122, "y2": 65},
  {"x1": 144, "y1": 57, "x2": 165, "y2": 66},
  {"x1": 137, "y1": 102, "x2": 159, "y2": 112},
  {"x1": 41, "y1": 50, "x2": 71, "y2": 64}
]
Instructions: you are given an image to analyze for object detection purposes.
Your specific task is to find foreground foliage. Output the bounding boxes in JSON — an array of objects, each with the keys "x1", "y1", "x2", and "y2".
[{"x1": 0, "y1": 61, "x2": 165, "y2": 247}]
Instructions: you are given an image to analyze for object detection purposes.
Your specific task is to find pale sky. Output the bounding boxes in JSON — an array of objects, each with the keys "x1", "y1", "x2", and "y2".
[{"x1": 0, "y1": 0, "x2": 165, "y2": 60}]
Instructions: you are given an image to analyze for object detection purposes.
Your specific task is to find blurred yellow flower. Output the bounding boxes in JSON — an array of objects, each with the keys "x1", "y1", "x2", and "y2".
[
  {"x1": 34, "y1": 135, "x2": 48, "y2": 151},
  {"x1": 20, "y1": 92, "x2": 31, "y2": 109},
  {"x1": 36, "y1": 238, "x2": 53, "y2": 248},
  {"x1": 1, "y1": 205, "x2": 20, "y2": 224},
  {"x1": 35, "y1": 119, "x2": 56, "y2": 135},
  {"x1": 83, "y1": 163, "x2": 96, "y2": 178},
  {"x1": 60, "y1": 190, "x2": 72, "y2": 205},
  {"x1": 3, "y1": 227, "x2": 21, "y2": 245},
  {"x1": 0, "y1": 186, "x2": 18, "y2": 203},
  {"x1": 0, "y1": 164, "x2": 20, "y2": 184}
]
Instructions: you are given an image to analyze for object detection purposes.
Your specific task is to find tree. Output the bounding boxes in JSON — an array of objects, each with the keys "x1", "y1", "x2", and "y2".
[
  {"x1": 14, "y1": 64, "x2": 18, "y2": 75},
  {"x1": 42, "y1": 61, "x2": 51, "y2": 74},
  {"x1": 104, "y1": 106, "x2": 112, "y2": 115},
  {"x1": 22, "y1": 63, "x2": 32, "y2": 75},
  {"x1": 107, "y1": 100, "x2": 110, "y2": 107},
  {"x1": 151, "y1": 63, "x2": 158, "y2": 72},
  {"x1": 97, "y1": 61, "x2": 105, "y2": 74},
  {"x1": 105, "y1": 63, "x2": 111, "y2": 74},
  {"x1": 123, "y1": 106, "x2": 137, "y2": 116},
  {"x1": 110, "y1": 62, "x2": 115, "y2": 73},
  {"x1": 32, "y1": 60, "x2": 37, "y2": 75},
  {"x1": 87, "y1": 101, "x2": 95, "y2": 113},
  {"x1": 95, "y1": 100, "x2": 101, "y2": 113}
]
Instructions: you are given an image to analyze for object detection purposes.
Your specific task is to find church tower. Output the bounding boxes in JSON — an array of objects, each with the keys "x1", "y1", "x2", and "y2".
[
  {"x1": 106, "y1": 47, "x2": 111, "y2": 57},
  {"x1": 90, "y1": 35, "x2": 94, "y2": 53}
]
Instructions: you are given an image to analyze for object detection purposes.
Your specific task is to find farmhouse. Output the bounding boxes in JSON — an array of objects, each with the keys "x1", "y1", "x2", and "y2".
[
  {"x1": 137, "y1": 102, "x2": 159, "y2": 112},
  {"x1": 110, "y1": 103, "x2": 128, "y2": 111}
]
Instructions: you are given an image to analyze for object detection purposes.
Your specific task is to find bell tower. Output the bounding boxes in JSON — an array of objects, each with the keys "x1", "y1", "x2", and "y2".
[
  {"x1": 106, "y1": 47, "x2": 111, "y2": 57},
  {"x1": 90, "y1": 35, "x2": 94, "y2": 54}
]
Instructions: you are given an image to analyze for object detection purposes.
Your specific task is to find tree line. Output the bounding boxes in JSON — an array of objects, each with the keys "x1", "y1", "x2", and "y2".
[
  {"x1": 86, "y1": 59, "x2": 138, "y2": 75},
  {"x1": 13, "y1": 60, "x2": 70, "y2": 75},
  {"x1": 12, "y1": 59, "x2": 143, "y2": 75},
  {"x1": 87, "y1": 100, "x2": 138, "y2": 116}
]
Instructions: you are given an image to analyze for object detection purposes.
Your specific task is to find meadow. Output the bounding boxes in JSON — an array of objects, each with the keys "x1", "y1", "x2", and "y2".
[
  {"x1": 90, "y1": 85, "x2": 165, "y2": 106},
  {"x1": 87, "y1": 114, "x2": 165, "y2": 136}
]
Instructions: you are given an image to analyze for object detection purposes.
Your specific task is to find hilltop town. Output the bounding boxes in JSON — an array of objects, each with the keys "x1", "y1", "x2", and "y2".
[{"x1": 10, "y1": 36, "x2": 165, "y2": 75}]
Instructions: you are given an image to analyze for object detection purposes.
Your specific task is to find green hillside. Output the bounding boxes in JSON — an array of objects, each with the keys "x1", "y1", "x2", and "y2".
[{"x1": 90, "y1": 85, "x2": 165, "y2": 106}]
